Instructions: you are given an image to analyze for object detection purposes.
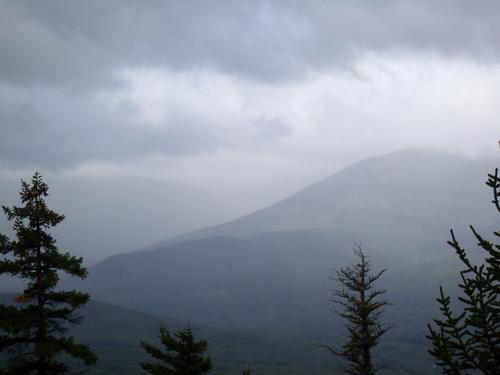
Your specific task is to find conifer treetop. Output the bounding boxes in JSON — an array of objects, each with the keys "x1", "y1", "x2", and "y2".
[
  {"x1": 0, "y1": 172, "x2": 96, "y2": 374},
  {"x1": 140, "y1": 322, "x2": 212, "y2": 375}
]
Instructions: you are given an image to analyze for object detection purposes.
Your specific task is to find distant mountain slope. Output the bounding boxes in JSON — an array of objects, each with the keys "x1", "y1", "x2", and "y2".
[
  {"x1": 0, "y1": 175, "x2": 246, "y2": 264},
  {"x1": 0, "y1": 293, "x2": 433, "y2": 375},
  {"x1": 81, "y1": 232, "x2": 343, "y2": 331},
  {"x1": 79, "y1": 226, "x2": 466, "y2": 332},
  {"x1": 62, "y1": 149, "x2": 497, "y2": 374},
  {"x1": 62, "y1": 228, "x2": 450, "y2": 375},
  {"x1": 0, "y1": 294, "x2": 353, "y2": 375},
  {"x1": 155, "y1": 149, "x2": 496, "y2": 247}
]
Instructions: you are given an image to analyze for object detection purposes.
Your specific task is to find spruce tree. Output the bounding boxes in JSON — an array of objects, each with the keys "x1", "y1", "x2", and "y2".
[
  {"x1": 0, "y1": 172, "x2": 96, "y2": 374},
  {"x1": 322, "y1": 245, "x2": 391, "y2": 375},
  {"x1": 140, "y1": 323, "x2": 212, "y2": 374},
  {"x1": 427, "y1": 167, "x2": 500, "y2": 374}
]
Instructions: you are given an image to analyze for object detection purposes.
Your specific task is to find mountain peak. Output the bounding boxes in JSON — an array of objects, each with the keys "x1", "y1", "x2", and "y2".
[{"x1": 149, "y1": 149, "x2": 496, "y2": 249}]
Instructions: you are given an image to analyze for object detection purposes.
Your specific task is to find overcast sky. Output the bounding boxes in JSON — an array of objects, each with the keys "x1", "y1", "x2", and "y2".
[{"x1": 1, "y1": 1, "x2": 499, "y2": 222}]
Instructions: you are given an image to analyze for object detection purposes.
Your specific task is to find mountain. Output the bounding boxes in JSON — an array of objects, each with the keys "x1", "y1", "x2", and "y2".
[
  {"x1": 148, "y1": 148, "x2": 497, "y2": 248},
  {"x1": 0, "y1": 174, "x2": 248, "y2": 265},
  {"x1": 80, "y1": 227, "x2": 461, "y2": 327},
  {"x1": 62, "y1": 149, "x2": 497, "y2": 373},
  {"x1": 0, "y1": 293, "x2": 339, "y2": 375}
]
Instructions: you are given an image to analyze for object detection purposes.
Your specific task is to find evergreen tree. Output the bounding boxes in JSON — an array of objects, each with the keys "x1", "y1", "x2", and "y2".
[
  {"x1": 140, "y1": 323, "x2": 212, "y2": 375},
  {"x1": 0, "y1": 172, "x2": 96, "y2": 374},
  {"x1": 322, "y1": 245, "x2": 391, "y2": 375},
  {"x1": 427, "y1": 167, "x2": 500, "y2": 374}
]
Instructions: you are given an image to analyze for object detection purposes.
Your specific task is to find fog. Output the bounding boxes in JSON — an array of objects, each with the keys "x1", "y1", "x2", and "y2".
[
  {"x1": 1, "y1": 3, "x2": 500, "y2": 374},
  {"x1": 1, "y1": 0, "x2": 499, "y2": 262}
]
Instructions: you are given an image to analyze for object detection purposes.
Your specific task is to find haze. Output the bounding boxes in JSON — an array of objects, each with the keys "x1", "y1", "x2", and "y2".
[
  {"x1": 2, "y1": 2, "x2": 500, "y2": 374},
  {"x1": 0, "y1": 0, "x2": 499, "y2": 263}
]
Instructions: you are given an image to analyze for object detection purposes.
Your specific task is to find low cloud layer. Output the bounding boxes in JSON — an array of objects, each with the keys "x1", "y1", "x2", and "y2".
[
  {"x1": 2, "y1": 1, "x2": 500, "y2": 87},
  {"x1": 1, "y1": 0, "x2": 499, "y2": 194}
]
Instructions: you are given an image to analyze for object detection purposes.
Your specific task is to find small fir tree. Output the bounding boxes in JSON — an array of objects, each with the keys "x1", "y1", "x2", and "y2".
[
  {"x1": 427, "y1": 167, "x2": 500, "y2": 374},
  {"x1": 0, "y1": 172, "x2": 96, "y2": 374},
  {"x1": 322, "y1": 245, "x2": 391, "y2": 375},
  {"x1": 140, "y1": 323, "x2": 212, "y2": 375}
]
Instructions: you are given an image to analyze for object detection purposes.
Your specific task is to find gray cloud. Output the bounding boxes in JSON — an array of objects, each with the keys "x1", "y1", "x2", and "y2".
[
  {"x1": 2, "y1": 0, "x2": 500, "y2": 264},
  {"x1": 0, "y1": 94, "x2": 211, "y2": 169},
  {"x1": 0, "y1": 78, "x2": 292, "y2": 169},
  {"x1": 0, "y1": 0, "x2": 499, "y2": 175},
  {"x1": 1, "y1": 0, "x2": 500, "y2": 88}
]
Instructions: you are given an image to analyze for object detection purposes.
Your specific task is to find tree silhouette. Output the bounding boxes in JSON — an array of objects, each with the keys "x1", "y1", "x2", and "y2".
[
  {"x1": 140, "y1": 323, "x2": 212, "y2": 374},
  {"x1": 427, "y1": 167, "x2": 500, "y2": 374},
  {"x1": 0, "y1": 172, "x2": 96, "y2": 374},
  {"x1": 322, "y1": 245, "x2": 391, "y2": 375}
]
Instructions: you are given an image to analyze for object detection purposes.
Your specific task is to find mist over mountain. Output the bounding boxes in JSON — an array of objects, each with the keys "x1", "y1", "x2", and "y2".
[
  {"x1": 2, "y1": 2, "x2": 500, "y2": 373},
  {"x1": 0, "y1": 293, "x2": 338, "y2": 375},
  {"x1": 2, "y1": 148, "x2": 498, "y2": 374},
  {"x1": 0, "y1": 174, "x2": 267, "y2": 265},
  {"x1": 153, "y1": 149, "x2": 497, "y2": 246},
  {"x1": 57, "y1": 149, "x2": 498, "y2": 374}
]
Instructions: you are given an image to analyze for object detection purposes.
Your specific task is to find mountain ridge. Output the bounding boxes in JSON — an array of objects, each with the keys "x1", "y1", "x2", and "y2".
[
  {"x1": 57, "y1": 148, "x2": 499, "y2": 374},
  {"x1": 141, "y1": 148, "x2": 497, "y2": 251}
]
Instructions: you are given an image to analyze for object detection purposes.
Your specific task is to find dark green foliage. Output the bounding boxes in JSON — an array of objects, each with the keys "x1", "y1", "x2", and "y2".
[
  {"x1": 0, "y1": 291, "x2": 436, "y2": 374},
  {"x1": 0, "y1": 172, "x2": 96, "y2": 374},
  {"x1": 323, "y1": 245, "x2": 391, "y2": 375},
  {"x1": 241, "y1": 369, "x2": 251, "y2": 375},
  {"x1": 140, "y1": 323, "x2": 212, "y2": 374},
  {"x1": 427, "y1": 168, "x2": 500, "y2": 374}
]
